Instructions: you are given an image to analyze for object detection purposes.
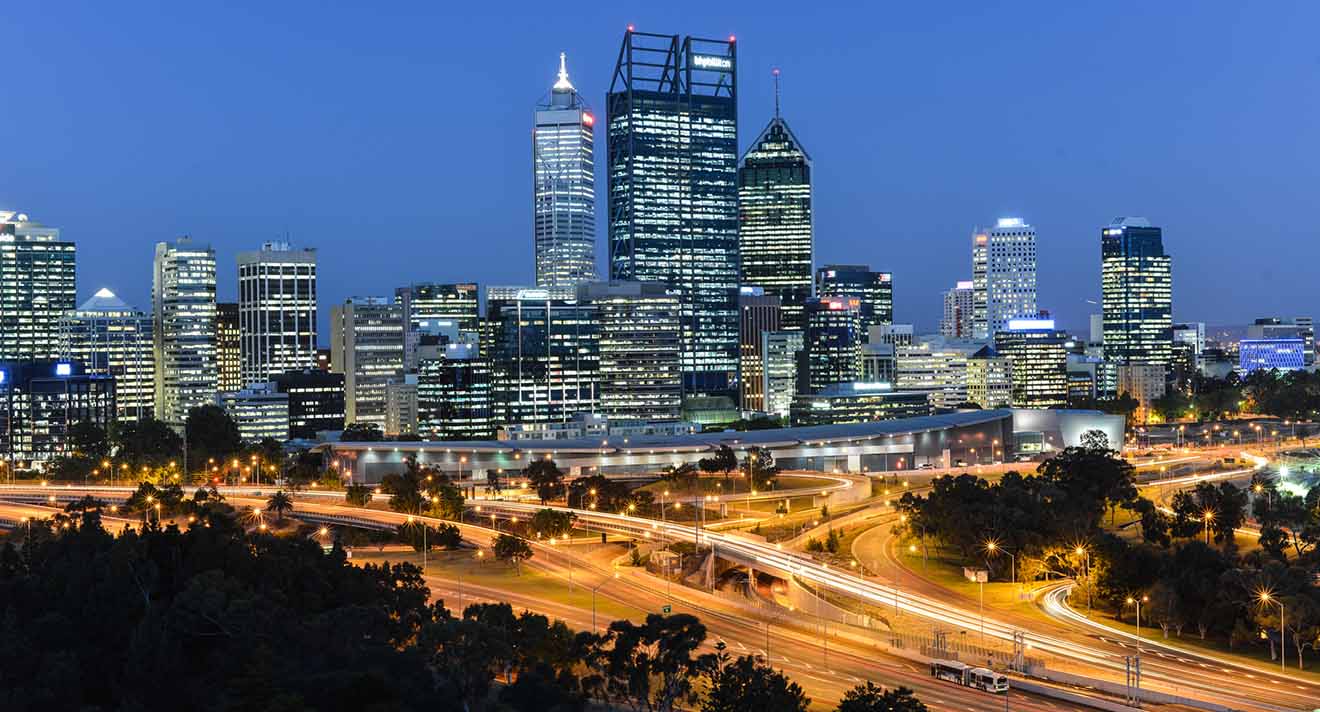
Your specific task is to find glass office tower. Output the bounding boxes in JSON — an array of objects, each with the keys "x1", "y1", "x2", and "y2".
[
  {"x1": 0, "y1": 211, "x2": 76, "y2": 360},
  {"x1": 608, "y1": 29, "x2": 739, "y2": 400},
  {"x1": 815, "y1": 265, "x2": 892, "y2": 340},
  {"x1": 152, "y1": 237, "x2": 218, "y2": 424},
  {"x1": 739, "y1": 112, "x2": 812, "y2": 330},
  {"x1": 1101, "y1": 217, "x2": 1172, "y2": 367},
  {"x1": 534, "y1": 53, "x2": 597, "y2": 289},
  {"x1": 60, "y1": 288, "x2": 155, "y2": 422},
  {"x1": 972, "y1": 218, "x2": 1037, "y2": 339},
  {"x1": 237, "y1": 241, "x2": 318, "y2": 385},
  {"x1": 488, "y1": 288, "x2": 599, "y2": 426}
]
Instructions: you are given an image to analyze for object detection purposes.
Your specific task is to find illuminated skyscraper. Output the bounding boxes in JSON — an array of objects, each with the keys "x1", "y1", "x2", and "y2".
[
  {"x1": 815, "y1": 265, "x2": 892, "y2": 339},
  {"x1": 940, "y1": 281, "x2": 975, "y2": 338},
  {"x1": 972, "y1": 218, "x2": 1037, "y2": 339},
  {"x1": 216, "y1": 303, "x2": 242, "y2": 393},
  {"x1": 738, "y1": 80, "x2": 812, "y2": 330},
  {"x1": 0, "y1": 211, "x2": 76, "y2": 360},
  {"x1": 60, "y1": 288, "x2": 155, "y2": 422},
  {"x1": 1101, "y1": 218, "x2": 1172, "y2": 367},
  {"x1": 330, "y1": 297, "x2": 405, "y2": 429},
  {"x1": 535, "y1": 53, "x2": 597, "y2": 289},
  {"x1": 395, "y1": 282, "x2": 480, "y2": 368},
  {"x1": 579, "y1": 281, "x2": 682, "y2": 421},
  {"x1": 608, "y1": 29, "x2": 739, "y2": 400},
  {"x1": 738, "y1": 288, "x2": 781, "y2": 412},
  {"x1": 153, "y1": 237, "x2": 218, "y2": 424},
  {"x1": 488, "y1": 288, "x2": 598, "y2": 426},
  {"x1": 995, "y1": 318, "x2": 1068, "y2": 408},
  {"x1": 238, "y1": 242, "x2": 317, "y2": 384},
  {"x1": 804, "y1": 296, "x2": 863, "y2": 392}
]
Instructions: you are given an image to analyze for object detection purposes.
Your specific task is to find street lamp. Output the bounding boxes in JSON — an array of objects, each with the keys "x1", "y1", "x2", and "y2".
[
  {"x1": 1259, "y1": 591, "x2": 1285, "y2": 673},
  {"x1": 1074, "y1": 545, "x2": 1091, "y2": 611},
  {"x1": 1125, "y1": 594, "x2": 1149, "y2": 654},
  {"x1": 1202, "y1": 510, "x2": 1215, "y2": 545},
  {"x1": 986, "y1": 540, "x2": 1016, "y2": 589}
]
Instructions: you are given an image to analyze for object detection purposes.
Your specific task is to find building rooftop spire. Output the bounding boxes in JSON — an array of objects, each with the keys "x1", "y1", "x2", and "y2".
[
  {"x1": 553, "y1": 51, "x2": 575, "y2": 92},
  {"x1": 773, "y1": 67, "x2": 781, "y2": 118}
]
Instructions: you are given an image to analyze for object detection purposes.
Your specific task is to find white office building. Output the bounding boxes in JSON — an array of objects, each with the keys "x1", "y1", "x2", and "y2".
[{"x1": 972, "y1": 218, "x2": 1037, "y2": 339}]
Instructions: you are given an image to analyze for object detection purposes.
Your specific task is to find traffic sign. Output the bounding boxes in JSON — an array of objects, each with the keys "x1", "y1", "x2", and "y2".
[{"x1": 661, "y1": 605, "x2": 672, "y2": 614}]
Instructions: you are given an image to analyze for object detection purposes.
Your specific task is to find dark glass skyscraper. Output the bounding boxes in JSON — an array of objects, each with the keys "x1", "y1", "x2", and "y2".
[
  {"x1": 608, "y1": 29, "x2": 739, "y2": 400},
  {"x1": 1101, "y1": 217, "x2": 1172, "y2": 367},
  {"x1": 815, "y1": 265, "x2": 892, "y2": 340},
  {"x1": 739, "y1": 106, "x2": 812, "y2": 331}
]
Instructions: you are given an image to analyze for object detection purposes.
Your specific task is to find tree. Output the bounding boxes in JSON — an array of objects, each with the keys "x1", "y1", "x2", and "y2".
[
  {"x1": 531, "y1": 508, "x2": 576, "y2": 539},
  {"x1": 1151, "y1": 391, "x2": 1193, "y2": 423},
  {"x1": 526, "y1": 458, "x2": 565, "y2": 504},
  {"x1": 68, "y1": 420, "x2": 110, "y2": 461},
  {"x1": 341, "y1": 422, "x2": 384, "y2": 442},
  {"x1": 111, "y1": 416, "x2": 182, "y2": 468},
  {"x1": 701, "y1": 644, "x2": 809, "y2": 712},
  {"x1": 399, "y1": 522, "x2": 462, "y2": 552},
  {"x1": 662, "y1": 462, "x2": 699, "y2": 490},
  {"x1": 584, "y1": 613, "x2": 712, "y2": 712},
  {"x1": 1080, "y1": 429, "x2": 1110, "y2": 451},
  {"x1": 266, "y1": 490, "x2": 294, "y2": 522},
  {"x1": 837, "y1": 683, "x2": 928, "y2": 712},
  {"x1": 493, "y1": 533, "x2": 534, "y2": 575},
  {"x1": 345, "y1": 483, "x2": 373, "y2": 507},
  {"x1": 185, "y1": 404, "x2": 242, "y2": 467},
  {"x1": 743, "y1": 446, "x2": 778, "y2": 490},
  {"x1": 698, "y1": 444, "x2": 738, "y2": 485}
]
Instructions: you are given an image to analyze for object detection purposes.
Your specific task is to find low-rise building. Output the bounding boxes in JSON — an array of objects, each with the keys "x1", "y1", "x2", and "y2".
[
  {"x1": 0, "y1": 360, "x2": 115, "y2": 467},
  {"x1": 789, "y1": 382, "x2": 932, "y2": 426},
  {"x1": 270, "y1": 369, "x2": 345, "y2": 440},
  {"x1": 219, "y1": 383, "x2": 289, "y2": 442}
]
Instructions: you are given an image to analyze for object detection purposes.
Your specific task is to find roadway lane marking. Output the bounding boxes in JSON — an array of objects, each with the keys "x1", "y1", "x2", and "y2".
[{"x1": 737, "y1": 641, "x2": 747, "y2": 651}]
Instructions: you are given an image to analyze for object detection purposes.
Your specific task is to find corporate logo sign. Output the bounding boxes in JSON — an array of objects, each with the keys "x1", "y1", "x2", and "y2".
[{"x1": 692, "y1": 54, "x2": 732, "y2": 71}]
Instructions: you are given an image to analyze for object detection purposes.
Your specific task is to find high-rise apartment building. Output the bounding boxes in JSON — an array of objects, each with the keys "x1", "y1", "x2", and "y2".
[
  {"x1": 1101, "y1": 218, "x2": 1171, "y2": 367},
  {"x1": 940, "y1": 281, "x2": 975, "y2": 339},
  {"x1": 803, "y1": 296, "x2": 863, "y2": 392},
  {"x1": 238, "y1": 242, "x2": 317, "y2": 384},
  {"x1": 488, "y1": 288, "x2": 599, "y2": 426},
  {"x1": 994, "y1": 318, "x2": 1068, "y2": 409},
  {"x1": 216, "y1": 303, "x2": 242, "y2": 393},
  {"x1": 972, "y1": 218, "x2": 1037, "y2": 339},
  {"x1": 580, "y1": 281, "x2": 682, "y2": 421},
  {"x1": 1, "y1": 211, "x2": 76, "y2": 360},
  {"x1": 330, "y1": 298, "x2": 405, "y2": 429},
  {"x1": 60, "y1": 288, "x2": 155, "y2": 421},
  {"x1": 815, "y1": 265, "x2": 892, "y2": 339},
  {"x1": 739, "y1": 103, "x2": 812, "y2": 330},
  {"x1": 608, "y1": 29, "x2": 740, "y2": 399},
  {"x1": 153, "y1": 238, "x2": 218, "y2": 424},
  {"x1": 395, "y1": 282, "x2": 480, "y2": 369},
  {"x1": 737, "y1": 288, "x2": 782, "y2": 412},
  {"x1": 535, "y1": 53, "x2": 597, "y2": 289}
]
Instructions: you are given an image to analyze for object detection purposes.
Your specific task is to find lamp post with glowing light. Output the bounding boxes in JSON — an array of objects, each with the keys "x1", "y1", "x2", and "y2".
[
  {"x1": 986, "y1": 540, "x2": 1016, "y2": 589},
  {"x1": 1259, "y1": 592, "x2": 1285, "y2": 672},
  {"x1": 1125, "y1": 594, "x2": 1149, "y2": 655},
  {"x1": 1075, "y1": 545, "x2": 1091, "y2": 612}
]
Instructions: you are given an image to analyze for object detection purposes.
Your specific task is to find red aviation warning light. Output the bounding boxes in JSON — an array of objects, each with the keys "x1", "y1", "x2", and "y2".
[{"x1": 582, "y1": 112, "x2": 595, "y2": 126}]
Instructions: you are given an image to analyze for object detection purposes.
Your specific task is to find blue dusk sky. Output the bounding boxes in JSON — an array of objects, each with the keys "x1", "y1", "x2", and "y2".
[{"x1": 3, "y1": 1, "x2": 1318, "y2": 335}]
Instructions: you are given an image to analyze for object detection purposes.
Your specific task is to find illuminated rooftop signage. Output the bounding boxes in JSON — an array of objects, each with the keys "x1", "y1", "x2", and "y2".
[
  {"x1": 996, "y1": 217, "x2": 1026, "y2": 229},
  {"x1": 692, "y1": 54, "x2": 732, "y2": 70},
  {"x1": 1006, "y1": 318, "x2": 1055, "y2": 331}
]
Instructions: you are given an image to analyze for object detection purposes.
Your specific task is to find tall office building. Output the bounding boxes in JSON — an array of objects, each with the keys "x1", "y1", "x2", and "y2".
[
  {"x1": 815, "y1": 265, "x2": 892, "y2": 339},
  {"x1": 761, "y1": 330, "x2": 804, "y2": 419},
  {"x1": 1101, "y1": 218, "x2": 1172, "y2": 367},
  {"x1": 966, "y1": 345, "x2": 1012, "y2": 409},
  {"x1": 0, "y1": 211, "x2": 76, "y2": 359},
  {"x1": 330, "y1": 298, "x2": 405, "y2": 429},
  {"x1": 488, "y1": 288, "x2": 599, "y2": 426},
  {"x1": 238, "y1": 242, "x2": 317, "y2": 384},
  {"x1": 803, "y1": 296, "x2": 863, "y2": 392},
  {"x1": 940, "y1": 281, "x2": 975, "y2": 339},
  {"x1": 579, "y1": 281, "x2": 682, "y2": 421},
  {"x1": 535, "y1": 53, "x2": 597, "y2": 289},
  {"x1": 738, "y1": 91, "x2": 812, "y2": 330},
  {"x1": 417, "y1": 343, "x2": 493, "y2": 440},
  {"x1": 608, "y1": 29, "x2": 740, "y2": 399},
  {"x1": 395, "y1": 282, "x2": 480, "y2": 369},
  {"x1": 271, "y1": 370, "x2": 345, "y2": 439},
  {"x1": 737, "y1": 288, "x2": 782, "y2": 412},
  {"x1": 60, "y1": 288, "x2": 155, "y2": 421},
  {"x1": 994, "y1": 318, "x2": 1068, "y2": 408},
  {"x1": 153, "y1": 238, "x2": 218, "y2": 424},
  {"x1": 216, "y1": 303, "x2": 242, "y2": 393},
  {"x1": 972, "y1": 218, "x2": 1037, "y2": 339}
]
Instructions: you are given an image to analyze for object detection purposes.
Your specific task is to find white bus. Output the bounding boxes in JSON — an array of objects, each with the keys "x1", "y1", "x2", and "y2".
[{"x1": 929, "y1": 659, "x2": 1009, "y2": 694}]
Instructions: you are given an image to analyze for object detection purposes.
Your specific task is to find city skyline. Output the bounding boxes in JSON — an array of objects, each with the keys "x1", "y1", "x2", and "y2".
[{"x1": 5, "y1": 4, "x2": 1319, "y2": 334}]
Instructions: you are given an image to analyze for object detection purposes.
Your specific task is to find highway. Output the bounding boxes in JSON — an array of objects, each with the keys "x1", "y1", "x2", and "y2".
[{"x1": 4, "y1": 480, "x2": 1315, "y2": 710}]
